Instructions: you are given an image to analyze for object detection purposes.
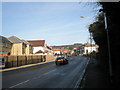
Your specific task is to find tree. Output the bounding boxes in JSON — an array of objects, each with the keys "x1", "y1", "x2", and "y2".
[
  {"x1": 89, "y1": 12, "x2": 109, "y2": 75},
  {"x1": 99, "y1": 2, "x2": 120, "y2": 88}
]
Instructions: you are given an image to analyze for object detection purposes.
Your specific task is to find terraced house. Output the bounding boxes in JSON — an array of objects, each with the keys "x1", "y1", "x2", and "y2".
[
  {"x1": 8, "y1": 36, "x2": 33, "y2": 55},
  {"x1": 0, "y1": 35, "x2": 13, "y2": 56}
]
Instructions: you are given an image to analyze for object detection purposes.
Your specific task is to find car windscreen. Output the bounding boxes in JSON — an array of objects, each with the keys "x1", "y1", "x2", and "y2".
[{"x1": 56, "y1": 57, "x2": 64, "y2": 60}]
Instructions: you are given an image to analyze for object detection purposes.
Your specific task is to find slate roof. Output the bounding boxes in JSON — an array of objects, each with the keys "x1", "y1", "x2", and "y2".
[
  {"x1": 7, "y1": 36, "x2": 32, "y2": 45},
  {"x1": 0, "y1": 35, "x2": 13, "y2": 44},
  {"x1": 21, "y1": 40, "x2": 31, "y2": 45},
  {"x1": 8, "y1": 36, "x2": 23, "y2": 43},
  {"x1": 46, "y1": 46, "x2": 52, "y2": 50}
]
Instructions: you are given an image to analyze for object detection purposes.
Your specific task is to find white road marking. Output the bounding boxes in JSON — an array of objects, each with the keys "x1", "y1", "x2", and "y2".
[
  {"x1": 74, "y1": 59, "x2": 90, "y2": 88},
  {"x1": 43, "y1": 69, "x2": 56, "y2": 75},
  {"x1": 9, "y1": 69, "x2": 57, "y2": 88},
  {"x1": 8, "y1": 57, "x2": 89, "y2": 89},
  {"x1": 9, "y1": 80, "x2": 30, "y2": 88},
  {"x1": 32, "y1": 76, "x2": 43, "y2": 80}
]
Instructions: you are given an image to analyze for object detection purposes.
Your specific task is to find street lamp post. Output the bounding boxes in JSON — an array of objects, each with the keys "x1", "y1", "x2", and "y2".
[
  {"x1": 103, "y1": 12, "x2": 113, "y2": 82},
  {"x1": 90, "y1": 32, "x2": 92, "y2": 60},
  {"x1": 99, "y1": 9, "x2": 113, "y2": 83}
]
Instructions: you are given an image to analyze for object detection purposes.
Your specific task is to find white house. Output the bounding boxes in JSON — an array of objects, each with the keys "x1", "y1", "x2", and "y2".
[
  {"x1": 27, "y1": 40, "x2": 53, "y2": 55},
  {"x1": 52, "y1": 49, "x2": 61, "y2": 55},
  {"x1": 84, "y1": 43, "x2": 98, "y2": 54}
]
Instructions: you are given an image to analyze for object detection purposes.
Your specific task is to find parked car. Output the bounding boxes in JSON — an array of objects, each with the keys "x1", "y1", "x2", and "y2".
[
  {"x1": 0, "y1": 56, "x2": 5, "y2": 68},
  {"x1": 55, "y1": 56, "x2": 68, "y2": 65}
]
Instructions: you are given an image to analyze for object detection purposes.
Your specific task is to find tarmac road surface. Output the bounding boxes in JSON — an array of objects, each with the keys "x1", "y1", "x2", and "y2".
[{"x1": 2, "y1": 56, "x2": 89, "y2": 89}]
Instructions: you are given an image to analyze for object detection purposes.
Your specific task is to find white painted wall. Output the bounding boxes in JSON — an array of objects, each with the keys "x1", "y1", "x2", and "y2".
[
  {"x1": 84, "y1": 46, "x2": 97, "y2": 54},
  {"x1": 33, "y1": 46, "x2": 44, "y2": 53},
  {"x1": 33, "y1": 46, "x2": 53, "y2": 55},
  {"x1": 54, "y1": 51, "x2": 61, "y2": 54}
]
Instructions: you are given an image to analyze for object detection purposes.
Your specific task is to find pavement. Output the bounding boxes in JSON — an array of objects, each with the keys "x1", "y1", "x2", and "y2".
[{"x1": 79, "y1": 58, "x2": 111, "y2": 88}]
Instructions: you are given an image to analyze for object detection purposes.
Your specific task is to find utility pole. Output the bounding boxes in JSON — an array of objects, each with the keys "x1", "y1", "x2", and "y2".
[{"x1": 90, "y1": 32, "x2": 92, "y2": 60}]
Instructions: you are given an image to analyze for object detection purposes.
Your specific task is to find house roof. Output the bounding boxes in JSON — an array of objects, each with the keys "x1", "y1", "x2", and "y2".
[
  {"x1": 63, "y1": 49, "x2": 69, "y2": 52},
  {"x1": 8, "y1": 36, "x2": 31, "y2": 45},
  {"x1": 52, "y1": 49, "x2": 61, "y2": 51},
  {"x1": 35, "y1": 50, "x2": 44, "y2": 54},
  {"x1": 46, "y1": 46, "x2": 52, "y2": 50},
  {"x1": 27, "y1": 40, "x2": 45, "y2": 47},
  {"x1": 0, "y1": 35, "x2": 13, "y2": 44},
  {"x1": 35, "y1": 50, "x2": 48, "y2": 54},
  {"x1": 84, "y1": 43, "x2": 96, "y2": 47},
  {"x1": 21, "y1": 40, "x2": 31, "y2": 45},
  {"x1": 44, "y1": 50, "x2": 48, "y2": 53},
  {"x1": 8, "y1": 36, "x2": 23, "y2": 43}
]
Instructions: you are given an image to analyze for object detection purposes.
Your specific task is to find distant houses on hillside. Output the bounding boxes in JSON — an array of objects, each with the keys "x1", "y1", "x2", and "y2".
[
  {"x1": 52, "y1": 48, "x2": 70, "y2": 55},
  {"x1": 52, "y1": 49, "x2": 61, "y2": 55},
  {"x1": 52, "y1": 43, "x2": 99, "y2": 56}
]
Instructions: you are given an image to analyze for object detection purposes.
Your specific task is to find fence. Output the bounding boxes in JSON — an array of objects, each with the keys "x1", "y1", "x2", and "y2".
[{"x1": 3, "y1": 55, "x2": 55, "y2": 68}]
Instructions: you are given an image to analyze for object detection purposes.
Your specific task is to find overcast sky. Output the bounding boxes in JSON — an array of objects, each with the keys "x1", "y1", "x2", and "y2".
[{"x1": 2, "y1": 2, "x2": 101, "y2": 46}]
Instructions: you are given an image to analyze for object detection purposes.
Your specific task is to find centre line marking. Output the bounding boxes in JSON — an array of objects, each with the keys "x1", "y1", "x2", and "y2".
[{"x1": 9, "y1": 80, "x2": 30, "y2": 88}]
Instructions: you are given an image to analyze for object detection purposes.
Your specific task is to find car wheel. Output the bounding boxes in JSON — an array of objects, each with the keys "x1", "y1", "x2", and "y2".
[
  {"x1": 66, "y1": 61, "x2": 68, "y2": 64},
  {"x1": 56, "y1": 63, "x2": 58, "y2": 65},
  {"x1": 56, "y1": 62, "x2": 59, "y2": 65}
]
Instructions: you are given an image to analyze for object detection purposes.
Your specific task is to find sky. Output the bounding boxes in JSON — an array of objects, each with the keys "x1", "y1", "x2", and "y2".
[{"x1": 2, "y1": 2, "x2": 101, "y2": 46}]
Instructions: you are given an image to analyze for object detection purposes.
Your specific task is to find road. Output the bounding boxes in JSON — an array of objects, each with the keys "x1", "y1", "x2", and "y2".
[{"x1": 2, "y1": 56, "x2": 89, "y2": 89}]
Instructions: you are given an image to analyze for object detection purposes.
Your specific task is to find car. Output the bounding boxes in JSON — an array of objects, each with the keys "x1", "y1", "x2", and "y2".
[
  {"x1": 67, "y1": 54, "x2": 71, "y2": 57},
  {"x1": 0, "y1": 57, "x2": 5, "y2": 68},
  {"x1": 55, "y1": 56, "x2": 68, "y2": 65}
]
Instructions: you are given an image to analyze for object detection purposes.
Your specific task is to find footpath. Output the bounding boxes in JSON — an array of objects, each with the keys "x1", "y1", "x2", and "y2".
[
  {"x1": 0, "y1": 60, "x2": 55, "y2": 72},
  {"x1": 79, "y1": 58, "x2": 111, "y2": 88}
]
